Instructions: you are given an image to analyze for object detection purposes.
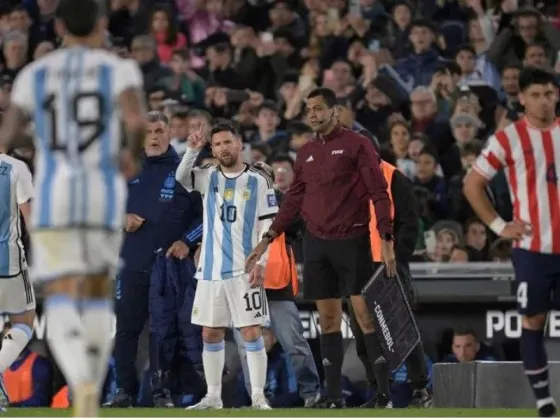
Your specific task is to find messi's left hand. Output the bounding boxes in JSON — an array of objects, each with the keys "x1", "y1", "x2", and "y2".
[
  {"x1": 249, "y1": 263, "x2": 265, "y2": 288},
  {"x1": 166, "y1": 240, "x2": 190, "y2": 259}
]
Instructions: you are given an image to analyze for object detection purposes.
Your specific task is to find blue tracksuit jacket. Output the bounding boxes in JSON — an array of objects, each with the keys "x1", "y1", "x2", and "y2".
[
  {"x1": 119, "y1": 146, "x2": 203, "y2": 273},
  {"x1": 149, "y1": 253, "x2": 202, "y2": 373}
]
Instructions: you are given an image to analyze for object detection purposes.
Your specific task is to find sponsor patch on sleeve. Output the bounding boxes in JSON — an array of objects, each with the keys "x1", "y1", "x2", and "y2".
[{"x1": 267, "y1": 193, "x2": 277, "y2": 207}]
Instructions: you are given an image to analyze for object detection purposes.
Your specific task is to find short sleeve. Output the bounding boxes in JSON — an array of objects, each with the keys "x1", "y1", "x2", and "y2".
[
  {"x1": 257, "y1": 175, "x2": 278, "y2": 220},
  {"x1": 15, "y1": 161, "x2": 34, "y2": 205},
  {"x1": 473, "y1": 133, "x2": 508, "y2": 180},
  {"x1": 113, "y1": 59, "x2": 144, "y2": 96},
  {"x1": 10, "y1": 67, "x2": 33, "y2": 114}
]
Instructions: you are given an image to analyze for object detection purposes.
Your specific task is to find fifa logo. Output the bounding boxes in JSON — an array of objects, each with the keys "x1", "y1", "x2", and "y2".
[{"x1": 374, "y1": 303, "x2": 395, "y2": 352}]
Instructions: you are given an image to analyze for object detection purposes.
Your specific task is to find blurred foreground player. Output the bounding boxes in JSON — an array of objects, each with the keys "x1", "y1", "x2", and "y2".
[
  {"x1": 0, "y1": 0, "x2": 147, "y2": 416},
  {"x1": 464, "y1": 67, "x2": 560, "y2": 417}
]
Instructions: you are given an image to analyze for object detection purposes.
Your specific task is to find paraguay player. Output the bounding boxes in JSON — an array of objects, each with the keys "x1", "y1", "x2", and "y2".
[
  {"x1": 0, "y1": 0, "x2": 147, "y2": 416},
  {"x1": 464, "y1": 67, "x2": 560, "y2": 417},
  {"x1": 176, "y1": 120, "x2": 278, "y2": 410}
]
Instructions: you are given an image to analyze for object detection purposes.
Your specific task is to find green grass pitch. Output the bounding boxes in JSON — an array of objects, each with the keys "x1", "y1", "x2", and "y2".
[{"x1": 0, "y1": 408, "x2": 538, "y2": 417}]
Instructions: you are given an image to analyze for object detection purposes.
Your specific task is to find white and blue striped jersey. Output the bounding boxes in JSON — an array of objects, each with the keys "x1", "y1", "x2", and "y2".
[
  {"x1": 10, "y1": 47, "x2": 144, "y2": 231},
  {"x1": 193, "y1": 165, "x2": 278, "y2": 281},
  {"x1": 0, "y1": 154, "x2": 34, "y2": 276}
]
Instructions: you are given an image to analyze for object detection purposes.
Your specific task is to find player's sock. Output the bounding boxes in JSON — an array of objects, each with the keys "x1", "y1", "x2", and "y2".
[
  {"x1": 0, "y1": 323, "x2": 32, "y2": 372},
  {"x1": 245, "y1": 336, "x2": 267, "y2": 397},
  {"x1": 202, "y1": 340, "x2": 225, "y2": 398},
  {"x1": 364, "y1": 332, "x2": 391, "y2": 398},
  {"x1": 320, "y1": 331, "x2": 344, "y2": 399},
  {"x1": 81, "y1": 298, "x2": 114, "y2": 391},
  {"x1": 45, "y1": 295, "x2": 91, "y2": 388},
  {"x1": 520, "y1": 328, "x2": 556, "y2": 416}
]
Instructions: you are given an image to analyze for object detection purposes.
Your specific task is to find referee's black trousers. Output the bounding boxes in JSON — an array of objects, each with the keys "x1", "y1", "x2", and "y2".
[{"x1": 349, "y1": 263, "x2": 429, "y2": 391}]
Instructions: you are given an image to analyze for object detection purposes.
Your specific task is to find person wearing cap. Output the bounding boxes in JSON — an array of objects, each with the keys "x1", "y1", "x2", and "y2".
[
  {"x1": 394, "y1": 19, "x2": 443, "y2": 88},
  {"x1": 450, "y1": 113, "x2": 482, "y2": 146}
]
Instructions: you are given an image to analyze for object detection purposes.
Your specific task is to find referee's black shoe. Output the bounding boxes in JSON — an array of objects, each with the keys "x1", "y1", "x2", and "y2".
[
  {"x1": 360, "y1": 394, "x2": 392, "y2": 408},
  {"x1": 309, "y1": 396, "x2": 346, "y2": 408}
]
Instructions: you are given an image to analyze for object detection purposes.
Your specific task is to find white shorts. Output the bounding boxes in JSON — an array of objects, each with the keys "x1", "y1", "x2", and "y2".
[
  {"x1": 0, "y1": 270, "x2": 36, "y2": 314},
  {"x1": 192, "y1": 274, "x2": 270, "y2": 328},
  {"x1": 31, "y1": 229, "x2": 123, "y2": 281}
]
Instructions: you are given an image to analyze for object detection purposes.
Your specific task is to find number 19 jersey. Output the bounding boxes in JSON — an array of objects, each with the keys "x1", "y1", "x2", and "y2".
[
  {"x1": 194, "y1": 165, "x2": 278, "y2": 281},
  {"x1": 10, "y1": 46, "x2": 144, "y2": 231}
]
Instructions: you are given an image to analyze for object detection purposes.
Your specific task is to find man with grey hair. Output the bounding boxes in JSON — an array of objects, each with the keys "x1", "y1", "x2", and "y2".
[
  {"x1": 2, "y1": 31, "x2": 28, "y2": 78},
  {"x1": 130, "y1": 34, "x2": 171, "y2": 91},
  {"x1": 106, "y1": 111, "x2": 204, "y2": 407}
]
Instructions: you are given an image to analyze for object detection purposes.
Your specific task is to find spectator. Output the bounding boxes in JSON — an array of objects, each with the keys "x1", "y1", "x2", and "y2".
[
  {"x1": 248, "y1": 100, "x2": 288, "y2": 147},
  {"x1": 2, "y1": 31, "x2": 28, "y2": 78},
  {"x1": 413, "y1": 148, "x2": 448, "y2": 219},
  {"x1": 150, "y1": 5, "x2": 187, "y2": 64},
  {"x1": 444, "y1": 328, "x2": 497, "y2": 363},
  {"x1": 249, "y1": 142, "x2": 272, "y2": 164},
  {"x1": 394, "y1": 19, "x2": 443, "y2": 88},
  {"x1": 388, "y1": 119, "x2": 415, "y2": 179},
  {"x1": 464, "y1": 218, "x2": 489, "y2": 261},
  {"x1": 146, "y1": 86, "x2": 168, "y2": 112},
  {"x1": 285, "y1": 121, "x2": 312, "y2": 159},
  {"x1": 489, "y1": 238, "x2": 513, "y2": 262},
  {"x1": 270, "y1": 154, "x2": 294, "y2": 194},
  {"x1": 522, "y1": 43, "x2": 550, "y2": 70},
  {"x1": 130, "y1": 34, "x2": 172, "y2": 92},
  {"x1": 32, "y1": 40, "x2": 53, "y2": 60},
  {"x1": 160, "y1": 48, "x2": 205, "y2": 108},
  {"x1": 449, "y1": 245, "x2": 470, "y2": 262}
]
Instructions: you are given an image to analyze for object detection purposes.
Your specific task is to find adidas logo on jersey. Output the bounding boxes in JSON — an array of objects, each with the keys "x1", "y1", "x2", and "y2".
[
  {"x1": 322, "y1": 358, "x2": 331, "y2": 367},
  {"x1": 254, "y1": 312, "x2": 262, "y2": 318},
  {"x1": 306, "y1": 155, "x2": 314, "y2": 162},
  {"x1": 374, "y1": 355, "x2": 386, "y2": 364}
]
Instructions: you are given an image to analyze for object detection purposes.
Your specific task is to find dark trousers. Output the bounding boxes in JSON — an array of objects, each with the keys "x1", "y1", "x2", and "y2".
[
  {"x1": 114, "y1": 270, "x2": 150, "y2": 396},
  {"x1": 349, "y1": 263, "x2": 428, "y2": 390}
]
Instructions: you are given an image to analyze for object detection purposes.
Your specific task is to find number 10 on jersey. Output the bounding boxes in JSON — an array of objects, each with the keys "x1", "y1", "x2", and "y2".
[{"x1": 220, "y1": 204, "x2": 237, "y2": 223}]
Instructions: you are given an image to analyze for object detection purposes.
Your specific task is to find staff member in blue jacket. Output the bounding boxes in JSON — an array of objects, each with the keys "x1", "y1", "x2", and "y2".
[{"x1": 105, "y1": 111, "x2": 203, "y2": 407}]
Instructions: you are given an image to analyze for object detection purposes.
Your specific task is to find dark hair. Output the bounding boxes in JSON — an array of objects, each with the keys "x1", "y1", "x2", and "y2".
[
  {"x1": 151, "y1": 5, "x2": 178, "y2": 45},
  {"x1": 408, "y1": 18, "x2": 437, "y2": 33},
  {"x1": 56, "y1": 0, "x2": 101, "y2": 37},
  {"x1": 460, "y1": 140, "x2": 483, "y2": 157},
  {"x1": 210, "y1": 120, "x2": 240, "y2": 140},
  {"x1": 251, "y1": 142, "x2": 272, "y2": 159},
  {"x1": 287, "y1": 121, "x2": 312, "y2": 135},
  {"x1": 489, "y1": 238, "x2": 513, "y2": 260},
  {"x1": 513, "y1": 7, "x2": 540, "y2": 20},
  {"x1": 10, "y1": 4, "x2": 28, "y2": 15},
  {"x1": 256, "y1": 100, "x2": 278, "y2": 116},
  {"x1": 502, "y1": 62, "x2": 522, "y2": 74},
  {"x1": 269, "y1": 153, "x2": 294, "y2": 168},
  {"x1": 379, "y1": 144, "x2": 397, "y2": 166},
  {"x1": 524, "y1": 42, "x2": 545, "y2": 58},
  {"x1": 454, "y1": 44, "x2": 475, "y2": 58},
  {"x1": 172, "y1": 47, "x2": 189, "y2": 60},
  {"x1": 519, "y1": 67, "x2": 557, "y2": 91},
  {"x1": 419, "y1": 146, "x2": 439, "y2": 163},
  {"x1": 307, "y1": 87, "x2": 337, "y2": 108},
  {"x1": 453, "y1": 326, "x2": 478, "y2": 340}
]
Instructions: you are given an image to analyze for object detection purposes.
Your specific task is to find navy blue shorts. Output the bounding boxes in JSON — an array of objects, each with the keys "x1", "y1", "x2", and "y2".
[{"x1": 512, "y1": 248, "x2": 560, "y2": 316}]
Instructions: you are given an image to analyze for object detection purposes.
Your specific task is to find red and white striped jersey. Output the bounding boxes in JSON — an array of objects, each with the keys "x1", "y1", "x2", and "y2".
[{"x1": 473, "y1": 117, "x2": 560, "y2": 254}]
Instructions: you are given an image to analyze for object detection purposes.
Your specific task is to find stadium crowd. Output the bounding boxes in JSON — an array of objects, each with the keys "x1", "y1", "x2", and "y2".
[{"x1": 0, "y1": 0, "x2": 559, "y2": 410}]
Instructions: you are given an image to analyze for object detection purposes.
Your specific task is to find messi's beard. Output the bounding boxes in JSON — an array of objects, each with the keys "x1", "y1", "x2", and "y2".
[{"x1": 217, "y1": 154, "x2": 238, "y2": 168}]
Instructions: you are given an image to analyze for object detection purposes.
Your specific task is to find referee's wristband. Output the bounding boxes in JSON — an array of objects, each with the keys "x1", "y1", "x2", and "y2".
[{"x1": 489, "y1": 217, "x2": 507, "y2": 235}]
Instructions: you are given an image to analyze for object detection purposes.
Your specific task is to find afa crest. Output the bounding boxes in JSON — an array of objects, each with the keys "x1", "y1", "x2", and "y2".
[
  {"x1": 243, "y1": 189, "x2": 251, "y2": 200},
  {"x1": 164, "y1": 175, "x2": 175, "y2": 189},
  {"x1": 224, "y1": 189, "x2": 234, "y2": 201}
]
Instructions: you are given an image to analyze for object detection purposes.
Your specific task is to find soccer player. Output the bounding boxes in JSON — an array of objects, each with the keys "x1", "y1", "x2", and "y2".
[
  {"x1": 0, "y1": 149, "x2": 35, "y2": 412},
  {"x1": 175, "y1": 121, "x2": 278, "y2": 410},
  {"x1": 0, "y1": 0, "x2": 147, "y2": 416},
  {"x1": 464, "y1": 67, "x2": 560, "y2": 418}
]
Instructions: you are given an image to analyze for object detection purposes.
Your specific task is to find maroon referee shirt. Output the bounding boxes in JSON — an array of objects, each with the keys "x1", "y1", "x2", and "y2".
[{"x1": 270, "y1": 125, "x2": 393, "y2": 240}]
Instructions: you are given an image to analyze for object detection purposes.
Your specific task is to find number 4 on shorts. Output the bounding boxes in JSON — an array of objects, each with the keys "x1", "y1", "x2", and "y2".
[{"x1": 517, "y1": 282, "x2": 528, "y2": 309}]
